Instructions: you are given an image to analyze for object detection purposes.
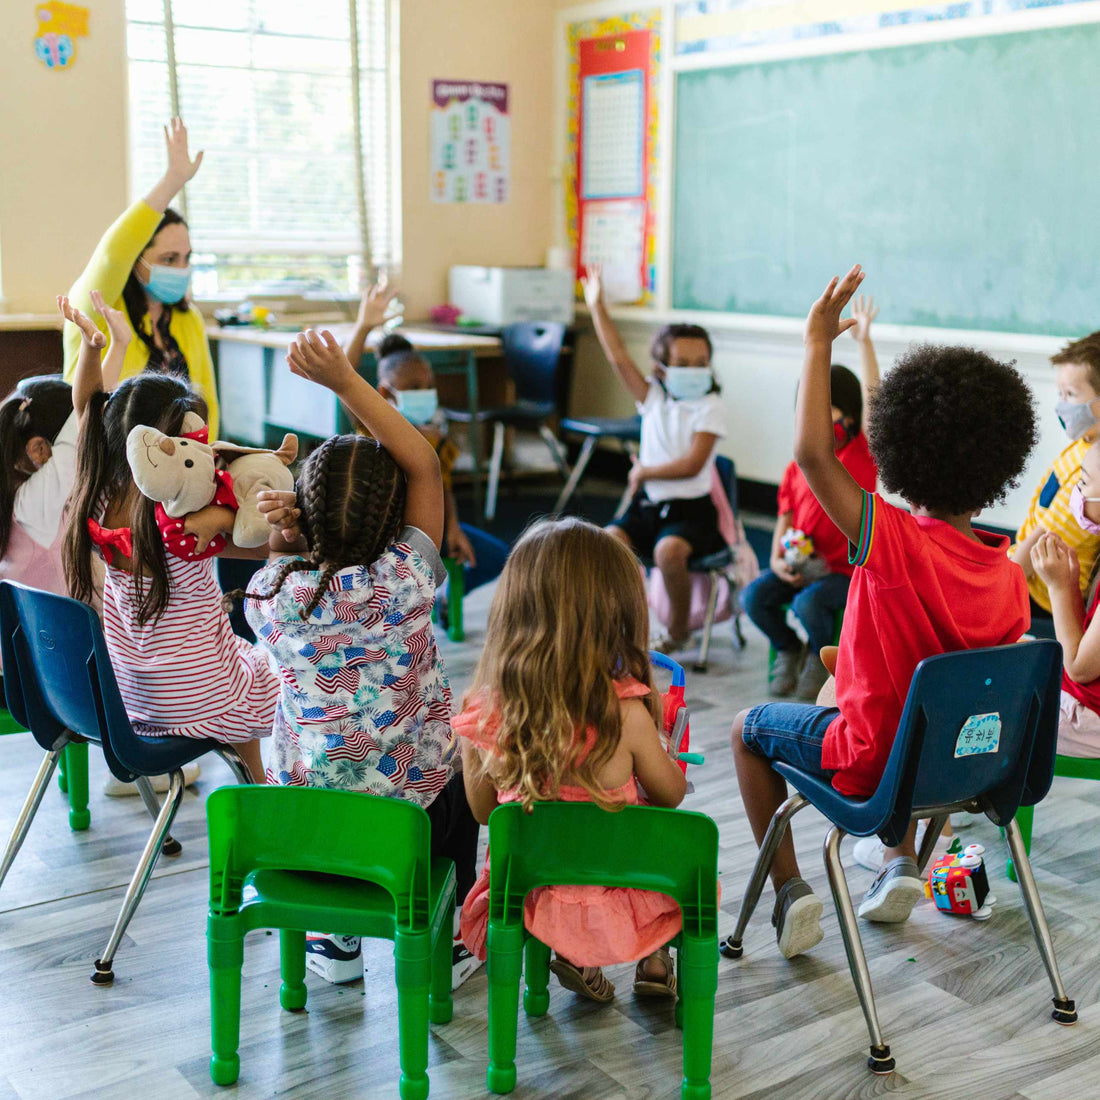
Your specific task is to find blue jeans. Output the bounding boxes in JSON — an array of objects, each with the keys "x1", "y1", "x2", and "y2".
[
  {"x1": 742, "y1": 702, "x2": 839, "y2": 781},
  {"x1": 459, "y1": 523, "x2": 510, "y2": 593},
  {"x1": 742, "y1": 568, "x2": 850, "y2": 655}
]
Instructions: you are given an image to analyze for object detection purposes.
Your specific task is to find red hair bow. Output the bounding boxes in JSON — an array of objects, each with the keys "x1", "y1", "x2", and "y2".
[{"x1": 87, "y1": 518, "x2": 132, "y2": 563}]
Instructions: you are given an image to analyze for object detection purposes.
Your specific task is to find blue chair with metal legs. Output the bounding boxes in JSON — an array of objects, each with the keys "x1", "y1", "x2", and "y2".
[
  {"x1": 0, "y1": 581, "x2": 255, "y2": 985},
  {"x1": 552, "y1": 414, "x2": 641, "y2": 517},
  {"x1": 721, "y1": 641, "x2": 1075, "y2": 1074}
]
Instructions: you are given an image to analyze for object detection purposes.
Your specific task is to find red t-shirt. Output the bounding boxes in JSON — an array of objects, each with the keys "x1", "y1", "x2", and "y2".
[
  {"x1": 1062, "y1": 593, "x2": 1100, "y2": 713},
  {"x1": 823, "y1": 491, "x2": 1030, "y2": 797},
  {"x1": 777, "y1": 433, "x2": 878, "y2": 576}
]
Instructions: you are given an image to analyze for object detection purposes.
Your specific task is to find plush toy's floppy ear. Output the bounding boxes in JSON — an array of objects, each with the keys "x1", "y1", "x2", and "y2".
[{"x1": 181, "y1": 411, "x2": 206, "y2": 436}]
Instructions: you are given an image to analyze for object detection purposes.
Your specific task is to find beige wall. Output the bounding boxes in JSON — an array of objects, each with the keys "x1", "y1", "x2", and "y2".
[
  {"x1": 0, "y1": 1, "x2": 129, "y2": 313},
  {"x1": 0, "y1": 1, "x2": 559, "y2": 318},
  {"x1": 397, "y1": 1, "x2": 557, "y2": 319}
]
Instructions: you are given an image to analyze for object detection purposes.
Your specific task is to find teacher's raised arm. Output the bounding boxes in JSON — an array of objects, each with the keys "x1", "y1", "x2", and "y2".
[{"x1": 62, "y1": 118, "x2": 221, "y2": 437}]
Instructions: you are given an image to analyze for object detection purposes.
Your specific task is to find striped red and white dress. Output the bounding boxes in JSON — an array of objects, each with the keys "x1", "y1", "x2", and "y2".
[{"x1": 100, "y1": 549, "x2": 278, "y2": 743}]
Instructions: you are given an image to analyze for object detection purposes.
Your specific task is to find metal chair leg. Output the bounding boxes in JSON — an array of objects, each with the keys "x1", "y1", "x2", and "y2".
[
  {"x1": 486, "y1": 421, "x2": 505, "y2": 522},
  {"x1": 1004, "y1": 818, "x2": 1077, "y2": 1024},
  {"x1": 823, "y1": 827, "x2": 895, "y2": 1074},
  {"x1": 612, "y1": 442, "x2": 638, "y2": 521},
  {"x1": 133, "y1": 776, "x2": 183, "y2": 857},
  {"x1": 693, "y1": 570, "x2": 722, "y2": 674},
  {"x1": 538, "y1": 424, "x2": 571, "y2": 481},
  {"x1": 0, "y1": 749, "x2": 60, "y2": 890},
  {"x1": 916, "y1": 813, "x2": 949, "y2": 875},
  {"x1": 213, "y1": 745, "x2": 257, "y2": 786},
  {"x1": 91, "y1": 769, "x2": 185, "y2": 986},
  {"x1": 552, "y1": 435, "x2": 597, "y2": 516},
  {"x1": 720, "y1": 793, "x2": 809, "y2": 958}
]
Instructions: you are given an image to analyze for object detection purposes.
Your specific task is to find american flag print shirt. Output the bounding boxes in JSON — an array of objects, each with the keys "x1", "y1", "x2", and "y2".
[{"x1": 246, "y1": 526, "x2": 455, "y2": 806}]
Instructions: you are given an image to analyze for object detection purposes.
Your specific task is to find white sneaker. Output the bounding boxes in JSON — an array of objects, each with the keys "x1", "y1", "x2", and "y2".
[
  {"x1": 102, "y1": 762, "x2": 202, "y2": 796},
  {"x1": 851, "y1": 821, "x2": 952, "y2": 872},
  {"x1": 305, "y1": 934, "x2": 364, "y2": 984},
  {"x1": 950, "y1": 811, "x2": 976, "y2": 828}
]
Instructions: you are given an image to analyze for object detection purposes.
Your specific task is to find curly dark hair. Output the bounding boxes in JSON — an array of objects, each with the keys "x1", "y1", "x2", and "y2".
[
  {"x1": 867, "y1": 344, "x2": 1037, "y2": 515},
  {"x1": 233, "y1": 433, "x2": 407, "y2": 620}
]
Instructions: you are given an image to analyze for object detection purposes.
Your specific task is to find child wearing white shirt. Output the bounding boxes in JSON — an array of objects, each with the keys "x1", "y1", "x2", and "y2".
[{"x1": 583, "y1": 266, "x2": 727, "y2": 653}]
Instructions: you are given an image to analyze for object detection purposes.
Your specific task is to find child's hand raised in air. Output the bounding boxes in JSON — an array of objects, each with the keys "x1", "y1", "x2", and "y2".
[
  {"x1": 1030, "y1": 531, "x2": 1079, "y2": 593},
  {"x1": 287, "y1": 330, "x2": 357, "y2": 392},
  {"x1": 355, "y1": 277, "x2": 400, "y2": 333},
  {"x1": 849, "y1": 294, "x2": 878, "y2": 345},
  {"x1": 90, "y1": 289, "x2": 132, "y2": 353},
  {"x1": 805, "y1": 264, "x2": 865, "y2": 347},
  {"x1": 581, "y1": 264, "x2": 604, "y2": 311},
  {"x1": 57, "y1": 295, "x2": 106, "y2": 348}
]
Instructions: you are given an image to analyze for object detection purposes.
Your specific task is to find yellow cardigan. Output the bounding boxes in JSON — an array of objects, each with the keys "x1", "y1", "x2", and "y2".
[{"x1": 62, "y1": 200, "x2": 220, "y2": 438}]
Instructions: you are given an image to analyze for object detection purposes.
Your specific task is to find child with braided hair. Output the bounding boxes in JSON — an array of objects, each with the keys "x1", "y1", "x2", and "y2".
[{"x1": 238, "y1": 329, "x2": 480, "y2": 987}]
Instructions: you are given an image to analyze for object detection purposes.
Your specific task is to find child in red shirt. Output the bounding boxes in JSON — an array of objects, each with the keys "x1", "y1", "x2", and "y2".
[
  {"x1": 744, "y1": 295, "x2": 880, "y2": 701},
  {"x1": 730, "y1": 265, "x2": 1036, "y2": 960}
]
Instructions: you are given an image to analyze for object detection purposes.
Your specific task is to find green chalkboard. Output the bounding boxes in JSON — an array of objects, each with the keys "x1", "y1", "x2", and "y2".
[{"x1": 672, "y1": 23, "x2": 1100, "y2": 335}]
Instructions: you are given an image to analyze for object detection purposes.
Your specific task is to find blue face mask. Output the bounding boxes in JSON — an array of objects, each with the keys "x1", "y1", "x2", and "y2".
[
  {"x1": 141, "y1": 263, "x2": 192, "y2": 304},
  {"x1": 662, "y1": 366, "x2": 713, "y2": 401},
  {"x1": 396, "y1": 388, "x2": 438, "y2": 426}
]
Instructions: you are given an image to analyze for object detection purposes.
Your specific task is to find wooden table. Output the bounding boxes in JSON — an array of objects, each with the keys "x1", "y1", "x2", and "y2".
[{"x1": 209, "y1": 323, "x2": 501, "y2": 513}]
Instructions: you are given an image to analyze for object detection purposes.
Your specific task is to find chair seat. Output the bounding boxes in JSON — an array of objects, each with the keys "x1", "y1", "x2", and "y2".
[
  {"x1": 110, "y1": 732, "x2": 233, "y2": 783},
  {"x1": 773, "y1": 762, "x2": 887, "y2": 839},
  {"x1": 560, "y1": 415, "x2": 642, "y2": 441},
  {"x1": 444, "y1": 400, "x2": 555, "y2": 426},
  {"x1": 638, "y1": 546, "x2": 733, "y2": 573}
]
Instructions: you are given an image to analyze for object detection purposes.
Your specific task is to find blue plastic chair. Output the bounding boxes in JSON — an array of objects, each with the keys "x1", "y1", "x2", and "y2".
[
  {"x1": 553, "y1": 414, "x2": 641, "y2": 516},
  {"x1": 720, "y1": 641, "x2": 1076, "y2": 1074},
  {"x1": 443, "y1": 322, "x2": 570, "y2": 520},
  {"x1": 0, "y1": 581, "x2": 255, "y2": 985}
]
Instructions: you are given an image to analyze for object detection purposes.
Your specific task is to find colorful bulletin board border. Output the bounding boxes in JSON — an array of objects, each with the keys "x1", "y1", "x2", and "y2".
[
  {"x1": 565, "y1": 9, "x2": 662, "y2": 305},
  {"x1": 675, "y1": 0, "x2": 1100, "y2": 54}
]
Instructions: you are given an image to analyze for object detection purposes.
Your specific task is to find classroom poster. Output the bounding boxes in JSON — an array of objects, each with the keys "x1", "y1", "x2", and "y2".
[{"x1": 430, "y1": 80, "x2": 511, "y2": 204}]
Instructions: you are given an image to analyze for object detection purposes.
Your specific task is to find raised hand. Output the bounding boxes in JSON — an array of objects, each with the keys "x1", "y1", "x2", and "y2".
[
  {"x1": 164, "y1": 116, "x2": 203, "y2": 186},
  {"x1": 355, "y1": 277, "x2": 400, "y2": 332},
  {"x1": 286, "y1": 330, "x2": 357, "y2": 391},
  {"x1": 805, "y1": 264, "x2": 864, "y2": 346},
  {"x1": 581, "y1": 264, "x2": 604, "y2": 311},
  {"x1": 257, "y1": 490, "x2": 302, "y2": 544},
  {"x1": 57, "y1": 295, "x2": 106, "y2": 348},
  {"x1": 849, "y1": 294, "x2": 879, "y2": 344},
  {"x1": 90, "y1": 289, "x2": 131, "y2": 353}
]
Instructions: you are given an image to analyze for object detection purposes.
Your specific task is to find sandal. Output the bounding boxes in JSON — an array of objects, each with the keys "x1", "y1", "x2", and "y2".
[
  {"x1": 549, "y1": 956, "x2": 616, "y2": 1003},
  {"x1": 632, "y1": 948, "x2": 677, "y2": 998}
]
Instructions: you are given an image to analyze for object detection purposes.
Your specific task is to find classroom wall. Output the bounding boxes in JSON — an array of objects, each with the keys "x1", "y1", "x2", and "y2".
[{"x1": 0, "y1": 1, "x2": 129, "y2": 314}]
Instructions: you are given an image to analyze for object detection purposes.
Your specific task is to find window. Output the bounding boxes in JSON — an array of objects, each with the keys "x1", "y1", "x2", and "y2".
[{"x1": 126, "y1": 0, "x2": 397, "y2": 298}]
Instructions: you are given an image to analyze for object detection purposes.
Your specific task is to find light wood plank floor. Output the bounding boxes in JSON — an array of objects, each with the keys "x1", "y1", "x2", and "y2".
[{"x1": 1, "y1": 581, "x2": 1098, "y2": 1099}]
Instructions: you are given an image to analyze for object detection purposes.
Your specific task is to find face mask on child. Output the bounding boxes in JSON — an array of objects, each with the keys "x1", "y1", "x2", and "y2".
[
  {"x1": 833, "y1": 419, "x2": 857, "y2": 451},
  {"x1": 1070, "y1": 482, "x2": 1100, "y2": 534},
  {"x1": 395, "y1": 388, "x2": 438, "y2": 426},
  {"x1": 662, "y1": 367, "x2": 713, "y2": 402},
  {"x1": 140, "y1": 263, "x2": 192, "y2": 305},
  {"x1": 1056, "y1": 399, "x2": 1097, "y2": 441}
]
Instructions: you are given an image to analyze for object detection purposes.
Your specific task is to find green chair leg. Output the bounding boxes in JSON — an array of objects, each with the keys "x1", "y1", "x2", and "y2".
[
  {"x1": 522, "y1": 937, "x2": 550, "y2": 1017},
  {"x1": 395, "y1": 928, "x2": 432, "y2": 1100},
  {"x1": 486, "y1": 921, "x2": 524, "y2": 1094},
  {"x1": 429, "y1": 901, "x2": 454, "y2": 1025},
  {"x1": 208, "y1": 915, "x2": 245, "y2": 1086},
  {"x1": 444, "y1": 557, "x2": 465, "y2": 643},
  {"x1": 1007, "y1": 803, "x2": 1035, "y2": 883},
  {"x1": 279, "y1": 929, "x2": 308, "y2": 1011},
  {"x1": 678, "y1": 936, "x2": 718, "y2": 1100},
  {"x1": 64, "y1": 742, "x2": 90, "y2": 831}
]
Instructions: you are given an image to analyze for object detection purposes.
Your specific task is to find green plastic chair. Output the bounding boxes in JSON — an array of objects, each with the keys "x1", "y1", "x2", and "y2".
[
  {"x1": 205, "y1": 786, "x2": 455, "y2": 1098},
  {"x1": 431, "y1": 556, "x2": 465, "y2": 642},
  {"x1": 1007, "y1": 754, "x2": 1100, "y2": 881},
  {"x1": 485, "y1": 802, "x2": 719, "y2": 1100},
  {"x1": 0, "y1": 701, "x2": 90, "y2": 830}
]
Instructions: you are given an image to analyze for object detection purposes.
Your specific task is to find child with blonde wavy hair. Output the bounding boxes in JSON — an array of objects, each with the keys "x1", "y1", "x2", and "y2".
[{"x1": 458, "y1": 517, "x2": 688, "y2": 1002}]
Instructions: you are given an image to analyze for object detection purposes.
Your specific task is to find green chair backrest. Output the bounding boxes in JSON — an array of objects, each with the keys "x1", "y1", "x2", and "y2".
[
  {"x1": 207, "y1": 786, "x2": 433, "y2": 931},
  {"x1": 487, "y1": 802, "x2": 719, "y2": 937}
]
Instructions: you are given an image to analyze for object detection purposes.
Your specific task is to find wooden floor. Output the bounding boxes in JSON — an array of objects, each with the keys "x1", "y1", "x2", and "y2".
[{"x1": 2, "y1": 580, "x2": 1099, "y2": 1100}]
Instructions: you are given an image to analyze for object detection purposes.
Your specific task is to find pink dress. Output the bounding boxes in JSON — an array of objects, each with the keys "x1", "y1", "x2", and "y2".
[
  {"x1": 458, "y1": 677, "x2": 684, "y2": 967},
  {"x1": 92, "y1": 516, "x2": 278, "y2": 743}
]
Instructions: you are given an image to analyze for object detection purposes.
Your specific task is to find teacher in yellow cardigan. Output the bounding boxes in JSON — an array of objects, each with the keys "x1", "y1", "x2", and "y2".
[{"x1": 63, "y1": 118, "x2": 221, "y2": 437}]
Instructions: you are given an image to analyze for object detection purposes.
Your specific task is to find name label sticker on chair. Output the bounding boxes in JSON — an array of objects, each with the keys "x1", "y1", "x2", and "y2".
[{"x1": 954, "y1": 712, "x2": 1001, "y2": 758}]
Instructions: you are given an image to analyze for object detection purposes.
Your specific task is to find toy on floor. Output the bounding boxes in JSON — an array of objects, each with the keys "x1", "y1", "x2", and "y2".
[
  {"x1": 126, "y1": 413, "x2": 297, "y2": 554},
  {"x1": 780, "y1": 528, "x2": 828, "y2": 582},
  {"x1": 927, "y1": 843, "x2": 996, "y2": 920}
]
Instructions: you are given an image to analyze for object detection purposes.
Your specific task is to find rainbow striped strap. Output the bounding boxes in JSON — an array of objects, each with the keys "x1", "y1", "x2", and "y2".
[{"x1": 848, "y1": 490, "x2": 875, "y2": 567}]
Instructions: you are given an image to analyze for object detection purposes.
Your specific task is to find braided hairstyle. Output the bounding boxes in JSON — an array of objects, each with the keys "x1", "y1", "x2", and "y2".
[{"x1": 233, "y1": 433, "x2": 407, "y2": 620}]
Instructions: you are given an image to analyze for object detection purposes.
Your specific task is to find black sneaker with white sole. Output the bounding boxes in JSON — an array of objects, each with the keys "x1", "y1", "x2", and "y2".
[
  {"x1": 772, "y1": 877, "x2": 824, "y2": 959},
  {"x1": 857, "y1": 856, "x2": 923, "y2": 923},
  {"x1": 305, "y1": 933, "x2": 364, "y2": 984}
]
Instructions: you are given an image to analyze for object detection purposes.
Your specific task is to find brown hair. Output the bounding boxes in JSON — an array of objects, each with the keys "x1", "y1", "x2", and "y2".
[
  {"x1": 1052, "y1": 331, "x2": 1100, "y2": 395},
  {"x1": 650, "y1": 322, "x2": 713, "y2": 365},
  {"x1": 231, "y1": 433, "x2": 406, "y2": 620},
  {"x1": 64, "y1": 374, "x2": 207, "y2": 624},
  {"x1": 467, "y1": 517, "x2": 661, "y2": 812}
]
